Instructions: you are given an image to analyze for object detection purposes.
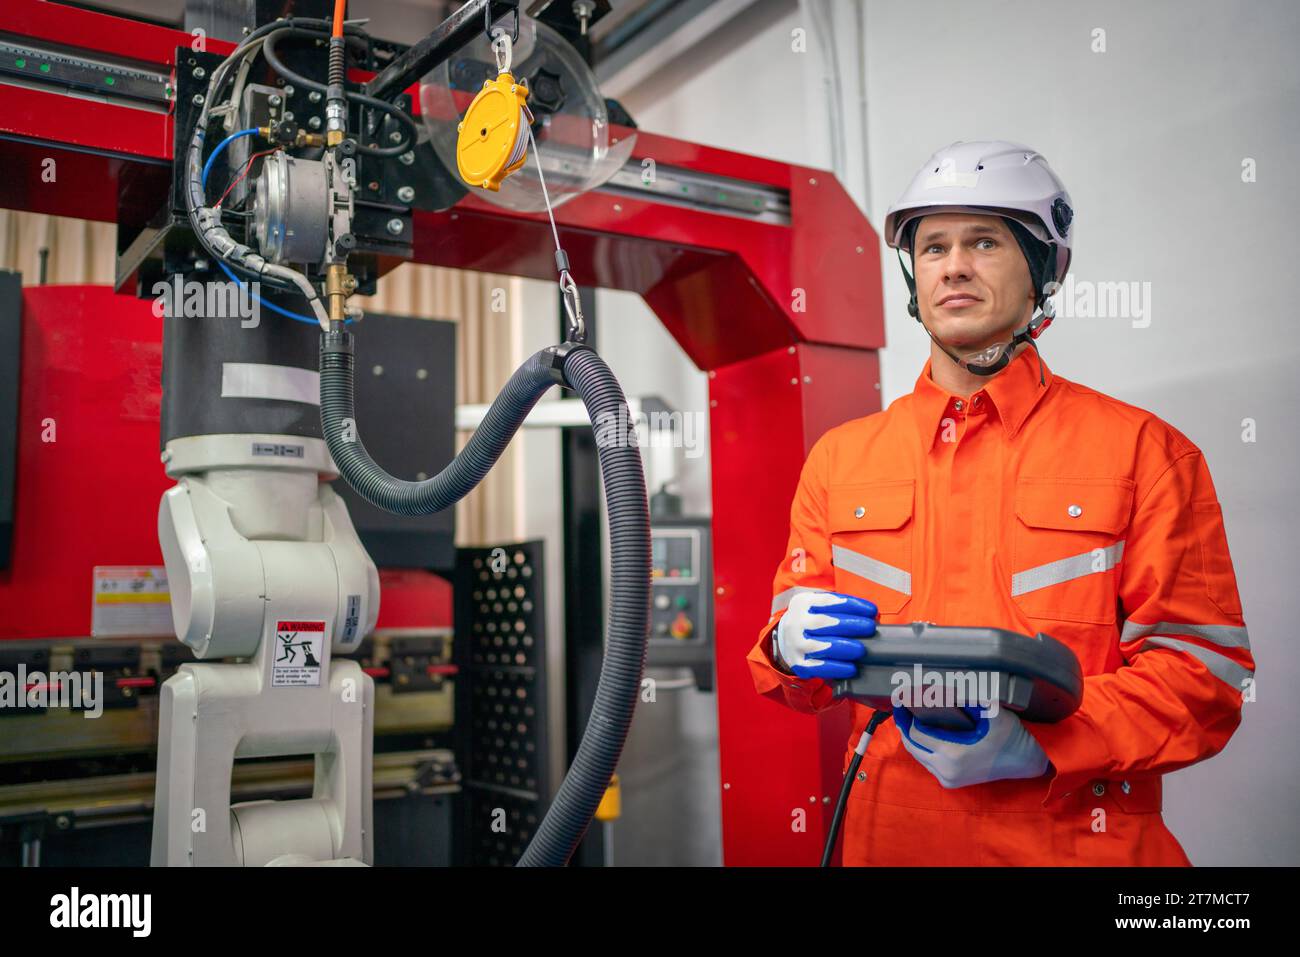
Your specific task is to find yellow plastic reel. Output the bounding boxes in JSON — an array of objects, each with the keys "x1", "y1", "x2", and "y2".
[{"x1": 456, "y1": 73, "x2": 532, "y2": 191}]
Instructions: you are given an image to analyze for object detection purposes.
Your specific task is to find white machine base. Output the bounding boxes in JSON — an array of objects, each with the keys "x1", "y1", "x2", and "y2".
[{"x1": 152, "y1": 436, "x2": 380, "y2": 866}]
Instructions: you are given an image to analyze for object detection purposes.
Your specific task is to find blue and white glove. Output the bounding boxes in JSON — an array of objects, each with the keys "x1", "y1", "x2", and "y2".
[
  {"x1": 774, "y1": 590, "x2": 877, "y2": 679},
  {"x1": 894, "y1": 705, "x2": 1050, "y2": 789}
]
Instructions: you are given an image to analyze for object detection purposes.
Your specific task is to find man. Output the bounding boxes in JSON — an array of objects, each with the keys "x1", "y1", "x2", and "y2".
[{"x1": 747, "y1": 140, "x2": 1254, "y2": 865}]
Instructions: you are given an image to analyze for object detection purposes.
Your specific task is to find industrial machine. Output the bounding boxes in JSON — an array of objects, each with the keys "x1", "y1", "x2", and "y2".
[{"x1": 0, "y1": 0, "x2": 884, "y2": 866}]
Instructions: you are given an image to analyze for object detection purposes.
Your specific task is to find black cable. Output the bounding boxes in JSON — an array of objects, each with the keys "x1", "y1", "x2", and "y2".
[
  {"x1": 261, "y1": 27, "x2": 368, "y2": 95},
  {"x1": 821, "y1": 709, "x2": 891, "y2": 868},
  {"x1": 261, "y1": 28, "x2": 420, "y2": 157},
  {"x1": 822, "y1": 751, "x2": 865, "y2": 868}
]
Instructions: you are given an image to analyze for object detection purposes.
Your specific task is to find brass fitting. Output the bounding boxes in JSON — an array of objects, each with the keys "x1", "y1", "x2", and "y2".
[
  {"x1": 325, "y1": 264, "x2": 353, "y2": 324},
  {"x1": 258, "y1": 126, "x2": 325, "y2": 148},
  {"x1": 326, "y1": 129, "x2": 344, "y2": 148}
]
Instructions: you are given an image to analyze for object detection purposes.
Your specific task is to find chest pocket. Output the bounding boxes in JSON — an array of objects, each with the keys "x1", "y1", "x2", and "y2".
[
  {"x1": 827, "y1": 480, "x2": 914, "y2": 617},
  {"x1": 1011, "y1": 477, "x2": 1135, "y2": 625}
]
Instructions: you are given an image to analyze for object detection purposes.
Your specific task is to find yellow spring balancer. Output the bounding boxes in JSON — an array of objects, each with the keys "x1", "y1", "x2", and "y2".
[{"x1": 456, "y1": 73, "x2": 532, "y2": 191}]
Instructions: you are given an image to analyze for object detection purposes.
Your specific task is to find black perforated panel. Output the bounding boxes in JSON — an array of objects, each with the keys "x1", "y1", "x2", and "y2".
[{"x1": 454, "y1": 540, "x2": 550, "y2": 866}]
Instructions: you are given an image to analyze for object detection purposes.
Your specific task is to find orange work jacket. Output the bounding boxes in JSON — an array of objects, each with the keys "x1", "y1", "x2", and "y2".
[{"x1": 748, "y1": 345, "x2": 1254, "y2": 865}]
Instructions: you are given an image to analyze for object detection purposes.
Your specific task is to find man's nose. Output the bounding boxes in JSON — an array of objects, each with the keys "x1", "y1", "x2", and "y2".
[{"x1": 941, "y1": 245, "x2": 975, "y2": 283}]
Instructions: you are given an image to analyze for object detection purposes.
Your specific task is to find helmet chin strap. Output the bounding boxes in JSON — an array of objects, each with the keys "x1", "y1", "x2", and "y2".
[{"x1": 897, "y1": 248, "x2": 1055, "y2": 386}]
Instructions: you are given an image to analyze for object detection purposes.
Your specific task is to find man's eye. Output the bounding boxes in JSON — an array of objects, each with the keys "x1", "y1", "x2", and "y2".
[
  {"x1": 975, "y1": 238, "x2": 997, "y2": 250},
  {"x1": 924, "y1": 244, "x2": 943, "y2": 254}
]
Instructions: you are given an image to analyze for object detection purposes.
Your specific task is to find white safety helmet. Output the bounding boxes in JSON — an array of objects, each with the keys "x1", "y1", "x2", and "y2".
[
  {"x1": 883, "y1": 140, "x2": 1075, "y2": 380},
  {"x1": 884, "y1": 140, "x2": 1074, "y2": 284}
]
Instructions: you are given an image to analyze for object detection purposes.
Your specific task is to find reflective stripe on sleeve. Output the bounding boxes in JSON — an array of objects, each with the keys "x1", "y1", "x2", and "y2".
[
  {"x1": 770, "y1": 585, "x2": 821, "y2": 616},
  {"x1": 1011, "y1": 541, "x2": 1125, "y2": 597},
  {"x1": 1131, "y1": 635, "x2": 1254, "y2": 689},
  {"x1": 1121, "y1": 620, "x2": 1251, "y2": 651}
]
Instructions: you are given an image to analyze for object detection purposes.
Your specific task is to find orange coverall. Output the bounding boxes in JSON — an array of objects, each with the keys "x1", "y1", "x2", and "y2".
[{"x1": 748, "y1": 345, "x2": 1254, "y2": 865}]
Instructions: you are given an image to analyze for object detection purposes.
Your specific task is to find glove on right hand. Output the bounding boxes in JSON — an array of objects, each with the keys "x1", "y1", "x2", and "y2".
[{"x1": 775, "y1": 590, "x2": 877, "y2": 679}]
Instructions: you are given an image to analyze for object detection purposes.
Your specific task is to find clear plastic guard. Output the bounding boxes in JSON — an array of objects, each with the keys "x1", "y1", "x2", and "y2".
[{"x1": 419, "y1": 15, "x2": 636, "y2": 212}]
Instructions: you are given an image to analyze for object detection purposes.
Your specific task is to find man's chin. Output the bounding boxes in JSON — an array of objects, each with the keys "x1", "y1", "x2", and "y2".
[{"x1": 928, "y1": 321, "x2": 1004, "y2": 351}]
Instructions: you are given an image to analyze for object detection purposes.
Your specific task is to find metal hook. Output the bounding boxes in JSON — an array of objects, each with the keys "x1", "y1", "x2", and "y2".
[
  {"x1": 492, "y1": 32, "x2": 512, "y2": 74},
  {"x1": 559, "y1": 270, "x2": 585, "y2": 342},
  {"x1": 485, "y1": 2, "x2": 520, "y2": 44}
]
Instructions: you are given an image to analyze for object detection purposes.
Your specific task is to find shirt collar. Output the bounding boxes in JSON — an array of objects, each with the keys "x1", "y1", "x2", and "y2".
[{"x1": 909, "y1": 344, "x2": 1055, "y2": 451}]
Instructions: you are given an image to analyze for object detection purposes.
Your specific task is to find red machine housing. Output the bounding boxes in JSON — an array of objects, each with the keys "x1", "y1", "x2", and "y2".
[
  {"x1": 0, "y1": 286, "x2": 451, "y2": 640},
  {"x1": 0, "y1": 0, "x2": 885, "y2": 866}
]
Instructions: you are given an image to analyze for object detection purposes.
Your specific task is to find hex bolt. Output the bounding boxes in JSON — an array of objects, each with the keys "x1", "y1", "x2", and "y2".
[
  {"x1": 308, "y1": 90, "x2": 322, "y2": 103},
  {"x1": 368, "y1": 181, "x2": 380, "y2": 192},
  {"x1": 192, "y1": 66, "x2": 206, "y2": 80},
  {"x1": 282, "y1": 111, "x2": 294, "y2": 122},
  {"x1": 191, "y1": 93, "x2": 205, "y2": 106},
  {"x1": 269, "y1": 94, "x2": 282, "y2": 107},
  {"x1": 386, "y1": 218, "x2": 404, "y2": 235},
  {"x1": 283, "y1": 85, "x2": 295, "y2": 97},
  {"x1": 397, "y1": 185, "x2": 415, "y2": 203},
  {"x1": 399, "y1": 151, "x2": 415, "y2": 166},
  {"x1": 308, "y1": 116, "x2": 321, "y2": 129},
  {"x1": 390, "y1": 130, "x2": 403, "y2": 143}
]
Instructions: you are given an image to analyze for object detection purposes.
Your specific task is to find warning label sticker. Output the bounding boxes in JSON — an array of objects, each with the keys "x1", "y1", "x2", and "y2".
[
  {"x1": 272, "y1": 620, "x2": 326, "y2": 687},
  {"x1": 91, "y1": 566, "x2": 172, "y2": 638}
]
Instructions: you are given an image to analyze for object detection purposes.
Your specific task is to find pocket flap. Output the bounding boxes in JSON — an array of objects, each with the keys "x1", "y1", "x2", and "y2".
[
  {"x1": 1015, "y1": 478, "x2": 1134, "y2": 535},
  {"x1": 827, "y1": 480, "x2": 915, "y2": 532}
]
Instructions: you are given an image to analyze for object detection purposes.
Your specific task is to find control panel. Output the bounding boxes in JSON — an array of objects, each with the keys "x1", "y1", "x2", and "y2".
[
  {"x1": 650, "y1": 527, "x2": 705, "y2": 643},
  {"x1": 647, "y1": 518, "x2": 713, "y2": 689}
]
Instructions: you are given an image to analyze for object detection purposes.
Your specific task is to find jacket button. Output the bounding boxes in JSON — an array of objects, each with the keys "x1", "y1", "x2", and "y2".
[
  {"x1": 1068, "y1": 504, "x2": 1083, "y2": 517},
  {"x1": 856, "y1": 771, "x2": 867, "y2": 782},
  {"x1": 1121, "y1": 780, "x2": 1131, "y2": 794},
  {"x1": 1092, "y1": 782, "x2": 1106, "y2": 796},
  {"x1": 953, "y1": 400, "x2": 964, "y2": 411},
  {"x1": 854, "y1": 506, "x2": 865, "y2": 518}
]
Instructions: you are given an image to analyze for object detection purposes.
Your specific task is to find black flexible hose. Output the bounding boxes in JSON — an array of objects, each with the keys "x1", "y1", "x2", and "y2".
[
  {"x1": 517, "y1": 346, "x2": 651, "y2": 867},
  {"x1": 319, "y1": 333, "x2": 650, "y2": 866},
  {"x1": 322, "y1": 331, "x2": 557, "y2": 513}
]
